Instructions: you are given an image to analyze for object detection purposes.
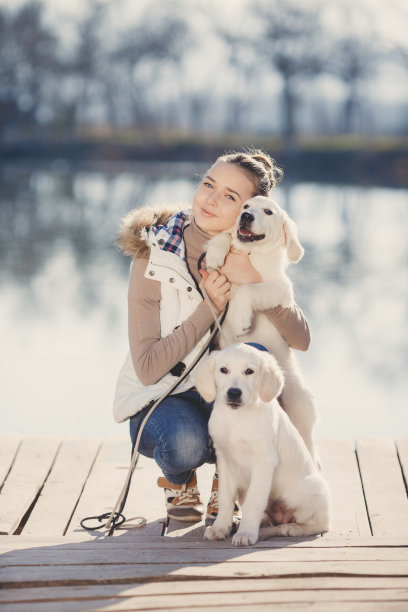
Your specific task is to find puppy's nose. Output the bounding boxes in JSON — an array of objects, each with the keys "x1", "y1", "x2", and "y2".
[
  {"x1": 227, "y1": 387, "x2": 242, "y2": 401},
  {"x1": 240, "y1": 211, "x2": 254, "y2": 225}
]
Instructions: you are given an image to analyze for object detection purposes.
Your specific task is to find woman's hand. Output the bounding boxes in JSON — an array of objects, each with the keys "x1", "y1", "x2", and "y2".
[
  {"x1": 219, "y1": 249, "x2": 262, "y2": 285},
  {"x1": 199, "y1": 269, "x2": 231, "y2": 315}
]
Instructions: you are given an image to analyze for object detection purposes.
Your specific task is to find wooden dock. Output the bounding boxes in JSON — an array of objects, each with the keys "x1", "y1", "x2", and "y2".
[{"x1": 0, "y1": 435, "x2": 407, "y2": 611}]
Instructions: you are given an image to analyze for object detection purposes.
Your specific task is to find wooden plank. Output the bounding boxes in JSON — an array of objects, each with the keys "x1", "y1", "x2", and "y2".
[
  {"x1": 0, "y1": 437, "x2": 61, "y2": 535},
  {"x1": 1, "y1": 603, "x2": 408, "y2": 612},
  {"x1": 318, "y1": 439, "x2": 371, "y2": 537},
  {"x1": 22, "y1": 438, "x2": 101, "y2": 537},
  {"x1": 2, "y1": 557, "x2": 408, "y2": 585},
  {"x1": 0, "y1": 435, "x2": 21, "y2": 489},
  {"x1": 66, "y1": 437, "x2": 168, "y2": 537},
  {"x1": 58, "y1": 604, "x2": 405, "y2": 612},
  {"x1": 64, "y1": 437, "x2": 129, "y2": 536},
  {"x1": 1, "y1": 540, "x2": 408, "y2": 586},
  {"x1": 113, "y1": 452, "x2": 167, "y2": 536},
  {"x1": 2, "y1": 544, "x2": 408, "y2": 565},
  {"x1": 396, "y1": 439, "x2": 408, "y2": 492},
  {"x1": 1, "y1": 577, "x2": 408, "y2": 603},
  {"x1": 1, "y1": 535, "x2": 408, "y2": 551},
  {"x1": 356, "y1": 438, "x2": 408, "y2": 536},
  {"x1": 0, "y1": 585, "x2": 407, "y2": 612}
]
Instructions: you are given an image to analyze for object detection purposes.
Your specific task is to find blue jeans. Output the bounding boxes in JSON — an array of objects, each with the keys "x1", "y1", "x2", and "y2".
[{"x1": 129, "y1": 390, "x2": 215, "y2": 485}]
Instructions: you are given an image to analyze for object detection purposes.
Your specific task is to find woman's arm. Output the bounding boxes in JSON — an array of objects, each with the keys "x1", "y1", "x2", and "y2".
[
  {"x1": 263, "y1": 304, "x2": 311, "y2": 351},
  {"x1": 128, "y1": 258, "x2": 220, "y2": 386},
  {"x1": 219, "y1": 251, "x2": 310, "y2": 351}
]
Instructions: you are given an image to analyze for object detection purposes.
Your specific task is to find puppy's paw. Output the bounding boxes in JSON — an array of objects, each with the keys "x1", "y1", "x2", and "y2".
[
  {"x1": 204, "y1": 523, "x2": 231, "y2": 541},
  {"x1": 232, "y1": 530, "x2": 258, "y2": 546},
  {"x1": 205, "y1": 247, "x2": 227, "y2": 271}
]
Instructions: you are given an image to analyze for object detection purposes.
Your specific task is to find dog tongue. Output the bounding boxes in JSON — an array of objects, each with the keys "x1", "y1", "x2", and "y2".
[{"x1": 239, "y1": 227, "x2": 253, "y2": 236}]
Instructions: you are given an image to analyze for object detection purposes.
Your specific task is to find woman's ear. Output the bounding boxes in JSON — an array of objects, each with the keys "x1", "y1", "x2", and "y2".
[
  {"x1": 259, "y1": 354, "x2": 284, "y2": 403},
  {"x1": 193, "y1": 352, "x2": 218, "y2": 402},
  {"x1": 282, "y1": 212, "x2": 304, "y2": 263}
]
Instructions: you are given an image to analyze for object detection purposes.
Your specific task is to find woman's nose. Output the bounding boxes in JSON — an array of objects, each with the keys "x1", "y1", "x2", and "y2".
[{"x1": 206, "y1": 190, "x2": 219, "y2": 207}]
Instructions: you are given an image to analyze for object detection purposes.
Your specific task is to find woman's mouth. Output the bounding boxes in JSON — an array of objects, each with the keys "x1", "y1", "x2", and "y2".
[{"x1": 202, "y1": 208, "x2": 216, "y2": 217}]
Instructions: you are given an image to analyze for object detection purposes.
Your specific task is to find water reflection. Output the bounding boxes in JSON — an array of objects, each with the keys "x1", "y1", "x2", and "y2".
[{"x1": 0, "y1": 161, "x2": 407, "y2": 438}]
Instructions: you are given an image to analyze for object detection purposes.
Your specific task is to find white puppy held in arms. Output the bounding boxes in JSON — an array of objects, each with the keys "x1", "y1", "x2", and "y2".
[
  {"x1": 205, "y1": 195, "x2": 319, "y2": 466},
  {"x1": 194, "y1": 343, "x2": 331, "y2": 547}
]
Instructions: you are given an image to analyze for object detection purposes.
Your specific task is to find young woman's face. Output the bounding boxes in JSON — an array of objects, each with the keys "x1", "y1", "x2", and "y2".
[{"x1": 193, "y1": 161, "x2": 255, "y2": 235}]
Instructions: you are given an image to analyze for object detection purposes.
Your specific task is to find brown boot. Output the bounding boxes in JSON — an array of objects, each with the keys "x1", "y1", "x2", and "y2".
[{"x1": 157, "y1": 471, "x2": 204, "y2": 522}]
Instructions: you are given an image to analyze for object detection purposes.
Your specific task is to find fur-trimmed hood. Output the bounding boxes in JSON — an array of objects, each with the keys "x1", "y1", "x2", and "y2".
[{"x1": 116, "y1": 204, "x2": 187, "y2": 258}]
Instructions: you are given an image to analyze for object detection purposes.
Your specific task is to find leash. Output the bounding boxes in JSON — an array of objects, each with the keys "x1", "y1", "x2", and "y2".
[
  {"x1": 197, "y1": 252, "x2": 231, "y2": 347},
  {"x1": 81, "y1": 253, "x2": 228, "y2": 535}
]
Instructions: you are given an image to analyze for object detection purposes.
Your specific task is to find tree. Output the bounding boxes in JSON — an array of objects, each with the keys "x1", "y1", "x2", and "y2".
[
  {"x1": 324, "y1": 2, "x2": 380, "y2": 134},
  {"x1": 108, "y1": 0, "x2": 191, "y2": 131},
  {"x1": 253, "y1": 0, "x2": 324, "y2": 150},
  {"x1": 214, "y1": 26, "x2": 259, "y2": 133},
  {"x1": 0, "y1": 1, "x2": 59, "y2": 133},
  {"x1": 10, "y1": 1, "x2": 58, "y2": 121}
]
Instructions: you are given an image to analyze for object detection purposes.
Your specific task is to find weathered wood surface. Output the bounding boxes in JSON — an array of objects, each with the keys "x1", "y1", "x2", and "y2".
[
  {"x1": 0, "y1": 437, "x2": 61, "y2": 535},
  {"x1": 318, "y1": 439, "x2": 371, "y2": 537},
  {"x1": 356, "y1": 438, "x2": 408, "y2": 536},
  {"x1": 0, "y1": 435, "x2": 407, "y2": 612},
  {"x1": 0, "y1": 578, "x2": 408, "y2": 612}
]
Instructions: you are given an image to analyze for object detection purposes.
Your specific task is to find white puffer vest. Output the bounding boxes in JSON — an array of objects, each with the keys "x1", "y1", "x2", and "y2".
[{"x1": 113, "y1": 217, "x2": 211, "y2": 423}]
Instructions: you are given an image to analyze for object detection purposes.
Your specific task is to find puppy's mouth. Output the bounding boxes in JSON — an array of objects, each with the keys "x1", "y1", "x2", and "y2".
[
  {"x1": 237, "y1": 226, "x2": 265, "y2": 243},
  {"x1": 226, "y1": 401, "x2": 241, "y2": 409}
]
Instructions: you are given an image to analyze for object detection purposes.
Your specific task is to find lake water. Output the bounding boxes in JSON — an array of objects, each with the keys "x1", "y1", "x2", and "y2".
[{"x1": 1, "y1": 160, "x2": 407, "y2": 440}]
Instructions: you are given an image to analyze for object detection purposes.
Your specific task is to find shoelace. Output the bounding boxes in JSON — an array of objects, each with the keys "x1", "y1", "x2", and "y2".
[{"x1": 168, "y1": 485, "x2": 201, "y2": 506}]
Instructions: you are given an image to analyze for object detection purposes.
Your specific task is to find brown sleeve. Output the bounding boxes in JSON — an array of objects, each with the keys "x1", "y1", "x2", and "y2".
[
  {"x1": 263, "y1": 304, "x2": 311, "y2": 351},
  {"x1": 128, "y1": 258, "x2": 215, "y2": 386}
]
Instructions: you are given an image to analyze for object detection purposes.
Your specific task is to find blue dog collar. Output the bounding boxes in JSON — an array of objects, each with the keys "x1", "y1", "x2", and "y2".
[{"x1": 245, "y1": 342, "x2": 269, "y2": 353}]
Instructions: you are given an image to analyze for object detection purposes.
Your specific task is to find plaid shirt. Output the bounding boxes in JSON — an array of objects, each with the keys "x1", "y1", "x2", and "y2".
[{"x1": 150, "y1": 210, "x2": 190, "y2": 260}]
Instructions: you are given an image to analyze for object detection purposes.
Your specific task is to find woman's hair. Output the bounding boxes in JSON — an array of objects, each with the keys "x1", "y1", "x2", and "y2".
[{"x1": 216, "y1": 148, "x2": 283, "y2": 196}]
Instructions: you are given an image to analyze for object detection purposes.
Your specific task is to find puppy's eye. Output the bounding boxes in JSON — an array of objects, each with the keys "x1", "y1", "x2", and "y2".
[
  {"x1": 243, "y1": 204, "x2": 249, "y2": 209},
  {"x1": 220, "y1": 367, "x2": 229, "y2": 374},
  {"x1": 264, "y1": 209, "x2": 273, "y2": 215},
  {"x1": 245, "y1": 368, "x2": 254, "y2": 375}
]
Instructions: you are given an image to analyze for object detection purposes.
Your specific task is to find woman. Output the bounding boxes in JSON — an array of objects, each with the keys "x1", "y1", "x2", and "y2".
[{"x1": 114, "y1": 149, "x2": 310, "y2": 522}]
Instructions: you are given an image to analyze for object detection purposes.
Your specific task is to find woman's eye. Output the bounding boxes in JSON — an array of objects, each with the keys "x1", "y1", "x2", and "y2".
[
  {"x1": 264, "y1": 209, "x2": 273, "y2": 215},
  {"x1": 226, "y1": 194, "x2": 236, "y2": 201},
  {"x1": 203, "y1": 182, "x2": 213, "y2": 188},
  {"x1": 245, "y1": 368, "x2": 254, "y2": 375},
  {"x1": 220, "y1": 367, "x2": 229, "y2": 374}
]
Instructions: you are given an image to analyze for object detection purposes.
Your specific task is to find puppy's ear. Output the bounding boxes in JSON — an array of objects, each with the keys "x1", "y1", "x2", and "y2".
[
  {"x1": 259, "y1": 354, "x2": 284, "y2": 403},
  {"x1": 282, "y1": 212, "x2": 304, "y2": 263},
  {"x1": 194, "y1": 352, "x2": 218, "y2": 402}
]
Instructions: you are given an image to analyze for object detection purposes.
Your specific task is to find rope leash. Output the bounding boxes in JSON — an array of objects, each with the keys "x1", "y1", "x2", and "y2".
[
  {"x1": 197, "y1": 251, "x2": 231, "y2": 347},
  {"x1": 80, "y1": 268, "x2": 228, "y2": 535}
]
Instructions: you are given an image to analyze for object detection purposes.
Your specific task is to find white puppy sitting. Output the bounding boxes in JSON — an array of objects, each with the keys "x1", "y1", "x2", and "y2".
[
  {"x1": 205, "y1": 195, "x2": 319, "y2": 466},
  {"x1": 194, "y1": 343, "x2": 331, "y2": 547}
]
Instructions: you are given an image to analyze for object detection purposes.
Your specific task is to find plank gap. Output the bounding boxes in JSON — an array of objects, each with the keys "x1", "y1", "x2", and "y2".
[
  {"x1": 14, "y1": 441, "x2": 62, "y2": 535},
  {"x1": 0, "y1": 438, "x2": 22, "y2": 493},
  {"x1": 354, "y1": 448, "x2": 373, "y2": 536},
  {"x1": 2, "y1": 571, "x2": 408, "y2": 591},
  {"x1": 396, "y1": 444, "x2": 408, "y2": 497},
  {"x1": 62, "y1": 442, "x2": 103, "y2": 536}
]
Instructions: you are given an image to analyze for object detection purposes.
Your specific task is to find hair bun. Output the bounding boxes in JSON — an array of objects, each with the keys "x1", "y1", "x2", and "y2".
[
  {"x1": 216, "y1": 148, "x2": 283, "y2": 196},
  {"x1": 248, "y1": 149, "x2": 284, "y2": 189}
]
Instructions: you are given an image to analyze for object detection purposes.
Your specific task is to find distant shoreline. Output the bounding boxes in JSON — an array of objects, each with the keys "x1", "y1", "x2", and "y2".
[{"x1": 1, "y1": 137, "x2": 407, "y2": 187}]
